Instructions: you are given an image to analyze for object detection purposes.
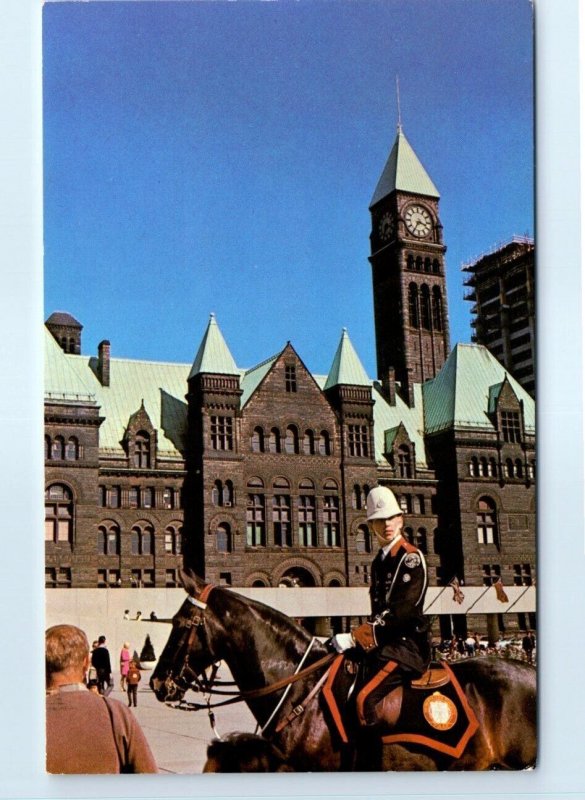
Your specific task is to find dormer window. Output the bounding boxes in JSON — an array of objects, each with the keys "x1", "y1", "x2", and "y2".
[
  {"x1": 134, "y1": 431, "x2": 151, "y2": 468},
  {"x1": 501, "y1": 411, "x2": 521, "y2": 443}
]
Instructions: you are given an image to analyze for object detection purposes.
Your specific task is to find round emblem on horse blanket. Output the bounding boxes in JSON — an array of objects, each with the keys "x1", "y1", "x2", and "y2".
[
  {"x1": 423, "y1": 691, "x2": 458, "y2": 730},
  {"x1": 404, "y1": 552, "x2": 421, "y2": 568}
]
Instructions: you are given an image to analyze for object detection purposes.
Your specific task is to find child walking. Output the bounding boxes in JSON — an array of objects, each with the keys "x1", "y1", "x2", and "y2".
[{"x1": 126, "y1": 660, "x2": 141, "y2": 707}]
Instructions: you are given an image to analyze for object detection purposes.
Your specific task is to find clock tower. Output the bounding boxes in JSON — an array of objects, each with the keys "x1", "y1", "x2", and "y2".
[{"x1": 369, "y1": 126, "x2": 450, "y2": 404}]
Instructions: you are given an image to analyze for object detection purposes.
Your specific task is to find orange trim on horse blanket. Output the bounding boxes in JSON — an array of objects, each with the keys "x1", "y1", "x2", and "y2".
[{"x1": 381, "y1": 661, "x2": 480, "y2": 759}]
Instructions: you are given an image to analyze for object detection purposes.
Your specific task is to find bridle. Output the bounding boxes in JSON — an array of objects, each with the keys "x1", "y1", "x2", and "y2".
[{"x1": 163, "y1": 582, "x2": 336, "y2": 736}]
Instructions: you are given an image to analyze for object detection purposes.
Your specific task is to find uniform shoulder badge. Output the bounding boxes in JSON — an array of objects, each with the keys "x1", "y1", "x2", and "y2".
[{"x1": 404, "y1": 552, "x2": 421, "y2": 569}]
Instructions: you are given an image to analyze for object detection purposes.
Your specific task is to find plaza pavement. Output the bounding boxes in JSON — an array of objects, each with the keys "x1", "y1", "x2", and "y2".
[{"x1": 111, "y1": 665, "x2": 257, "y2": 774}]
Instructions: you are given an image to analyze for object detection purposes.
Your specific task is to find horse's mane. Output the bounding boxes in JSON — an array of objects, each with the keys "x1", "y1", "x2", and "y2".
[{"x1": 220, "y1": 586, "x2": 325, "y2": 659}]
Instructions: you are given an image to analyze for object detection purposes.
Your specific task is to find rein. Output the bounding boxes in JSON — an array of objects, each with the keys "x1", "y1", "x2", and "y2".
[{"x1": 167, "y1": 584, "x2": 335, "y2": 721}]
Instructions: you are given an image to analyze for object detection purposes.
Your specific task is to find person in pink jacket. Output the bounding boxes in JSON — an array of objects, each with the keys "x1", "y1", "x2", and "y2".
[{"x1": 119, "y1": 642, "x2": 131, "y2": 691}]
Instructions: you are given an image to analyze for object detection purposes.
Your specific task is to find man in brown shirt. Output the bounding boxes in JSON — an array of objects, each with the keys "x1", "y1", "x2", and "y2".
[{"x1": 46, "y1": 624, "x2": 157, "y2": 774}]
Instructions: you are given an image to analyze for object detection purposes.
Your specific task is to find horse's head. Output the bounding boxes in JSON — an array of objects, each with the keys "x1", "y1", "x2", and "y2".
[{"x1": 150, "y1": 568, "x2": 220, "y2": 703}]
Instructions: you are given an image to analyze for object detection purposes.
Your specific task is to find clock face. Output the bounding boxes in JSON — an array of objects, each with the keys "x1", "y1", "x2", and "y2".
[
  {"x1": 378, "y1": 212, "x2": 395, "y2": 242},
  {"x1": 404, "y1": 204, "x2": 433, "y2": 238}
]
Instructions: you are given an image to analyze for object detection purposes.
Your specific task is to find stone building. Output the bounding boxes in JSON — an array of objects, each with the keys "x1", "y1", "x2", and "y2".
[{"x1": 44, "y1": 125, "x2": 536, "y2": 637}]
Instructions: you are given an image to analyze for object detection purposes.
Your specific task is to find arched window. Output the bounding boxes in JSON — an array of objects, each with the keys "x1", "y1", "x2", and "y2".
[
  {"x1": 97, "y1": 526, "x2": 106, "y2": 554},
  {"x1": 142, "y1": 526, "x2": 154, "y2": 555},
  {"x1": 469, "y1": 456, "x2": 478, "y2": 477},
  {"x1": 164, "y1": 526, "x2": 183, "y2": 555},
  {"x1": 420, "y1": 285, "x2": 431, "y2": 330},
  {"x1": 251, "y1": 427, "x2": 264, "y2": 453},
  {"x1": 303, "y1": 430, "x2": 315, "y2": 455},
  {"x1": 285, "y1": 425, "x2": 299, "y2": 454},
  {"x1": 488, "y1": 458, "x2": 497, "y2": 477},
  {"x1": 408, "y1": 283, "x2": 419, "y2": 328},
  {"x1": 223, "y1": 480, "x2": 234, "y2": 506},
  {"x1": 268, "y1": 427, "x2": 281, "y2": 454},
  {"x1": 212, "y1": 480, "x2": 222, "y2": 506},
  {"x1": 352, "y1": 484, "x2": 362, "y2": 510},
  {"x1": 65, "y1": 437, "x2": 78, "y2": 461},
  {"x1": 424, "y1": 257, "x2": 431, "y2": 273},
  {"x1": 479, "y1": 457, "x2": 488, "y2": 477},
  {"x1": 45, "y1": 436, "x2": 51, "y2": 460},
  {"x1": 131, "y1": 527, "x2": 140, "y2": 555},
  {"x1": 407, "y1": 254, "x2": 414, "y2": 270},
  {"x1": 432, "y1": 259, "x2": 440, "y2": 274},
  {"x1": 432, "y1": 287, "x2": 443, "y2": 331},
  {"x1": 403, "y1": 526, "x2": 413, "y2": 543},
  {"x1": 52, "y1": 436, "x2": 65, "y2": 460},
  {"x1": 399, "y1": 495, "x2": 411, "y2": 514},
  {"x1": 318, "y1": 430, "x2": 331, "y2": 456},
  {"x1": 477, "y1": 497, "x2": 498, "y2": 546},
  {"x1": 415, "y1": 256, "x2": 423, "y2": 271},
  {"x1": 45, "y1": 484, "x2": 73, "y2": 543},
  {"x1": 515, "y1": 459, "x2": 524, "y2": 478},
  {"x1": 356, "y1": 524, "x2": 371, "y2": 554},
  {"x1": 414, "y1": 527, "x2": 427, "y2": 553},
  {"x1": 216, "y1": 524, "x2": 232, "y2": 553},
  {"x1": 134, "y1": 431, "x2": 150, "y2": 469},
  {"x1": 397, "y1": 445, "x2": 412, "y2": 478},
  {"x1": 505, "y1": 458, "x2": 514, "y2": 479}
]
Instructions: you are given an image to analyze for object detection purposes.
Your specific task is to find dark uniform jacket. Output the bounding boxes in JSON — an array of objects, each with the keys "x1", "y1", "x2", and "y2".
[{"x1": 369, "y1": 535, "x2": 430, "y2": 673}]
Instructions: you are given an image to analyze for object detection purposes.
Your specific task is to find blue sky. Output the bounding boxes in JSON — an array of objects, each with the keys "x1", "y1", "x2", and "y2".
[{"x1": 43, "y1": 0, "x2": 534, "y2": 379}]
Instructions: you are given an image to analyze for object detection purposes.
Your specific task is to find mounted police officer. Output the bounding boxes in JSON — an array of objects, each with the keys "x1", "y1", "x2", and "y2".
[{"x1": 331, "y1": 485, "x2": 431, "y2": 726}]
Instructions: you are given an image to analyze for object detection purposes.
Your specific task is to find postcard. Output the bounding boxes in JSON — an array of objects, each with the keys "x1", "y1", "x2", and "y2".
[{"x1": 43, "y1": 0, "x2": 536, "y2": 776}]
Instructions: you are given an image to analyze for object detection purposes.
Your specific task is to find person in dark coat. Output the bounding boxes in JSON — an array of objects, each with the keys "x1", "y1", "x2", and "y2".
[
  {"x1": 91, "y1": 635, "x2": 113, "y2": 696},
  {"x1": 331, "y1": 485, "x2": 430, "y2": 726}
]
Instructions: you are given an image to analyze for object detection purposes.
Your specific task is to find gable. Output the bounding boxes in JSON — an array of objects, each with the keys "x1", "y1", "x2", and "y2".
[{"x1": 241, "y1": 344, "x2": 337, "y2": 429}]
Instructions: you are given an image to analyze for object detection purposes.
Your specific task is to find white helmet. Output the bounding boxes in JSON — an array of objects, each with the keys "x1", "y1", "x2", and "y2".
[{"x1": 366, "y1": 485, "x2": 402, "y2": 520}]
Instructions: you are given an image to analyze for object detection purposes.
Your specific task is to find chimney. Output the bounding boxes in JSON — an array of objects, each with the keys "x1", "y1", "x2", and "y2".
[
  {"x1": 97, "y1": 340, "x2": 111, "y2": 387},
  {"x1": 381, "y1": 367, "x2": 396, "y2": 406}
]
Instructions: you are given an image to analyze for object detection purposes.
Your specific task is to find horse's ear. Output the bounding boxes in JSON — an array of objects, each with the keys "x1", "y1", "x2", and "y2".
[{"x1": 179, "y1": 567, "x2": 203, "y2": 596}]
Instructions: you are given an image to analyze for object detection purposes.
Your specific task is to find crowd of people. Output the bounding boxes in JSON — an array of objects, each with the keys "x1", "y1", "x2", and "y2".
[{"x1": 435, "y1": 630, "x2": 536, "y2": 663}]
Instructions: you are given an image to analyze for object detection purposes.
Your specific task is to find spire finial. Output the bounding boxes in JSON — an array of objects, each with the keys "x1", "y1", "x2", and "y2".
[{"x1": 396, "y1": 75, "x2": 402, "y2": 132}]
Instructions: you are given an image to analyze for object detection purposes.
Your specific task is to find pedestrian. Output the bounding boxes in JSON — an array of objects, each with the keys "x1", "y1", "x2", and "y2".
[
  {"x1": 149, "y1": 610, "x2": 157, "y2": 621},
  {"x1": 330, "y1": 485, "x2": 430, "y2": 726},
  {"x1": 465, "y1": 634, "x2": 476, "y2": 656},
  {"x1": 126, "y1": 659, "x2": 141, "y2": 707},
  {"x1": 119, "y1": 642, "x2": 131, "y2": 691},
  {"x1": 203, "y1": 732, "x2": 291, "y2": 772},
  {"x1": 46, "y1": 624, "x2": 157, "y2": 773},
  {"x1": 91, "y1": 635, "x2": 113, "y2": 696},
  {"x1": 123, "y1": 609, "x2": 130, "y2": 620},
  {"x1": 522, "y1": 630, "x2": 535, "y2": 664}
]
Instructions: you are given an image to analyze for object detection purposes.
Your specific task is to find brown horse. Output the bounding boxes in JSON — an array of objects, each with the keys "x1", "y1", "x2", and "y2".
[{"x1": 150, "y1": 570, "x2": 536, "y2": 771}]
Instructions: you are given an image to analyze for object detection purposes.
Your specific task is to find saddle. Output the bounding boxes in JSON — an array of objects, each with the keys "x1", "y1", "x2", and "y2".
[{"x1": 322, "y1": 657, "x2": 479, "y2": 759}]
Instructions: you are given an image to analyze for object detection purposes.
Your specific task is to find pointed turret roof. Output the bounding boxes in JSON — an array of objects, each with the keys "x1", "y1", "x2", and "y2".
[
  {"x1": 188, "y1": 314, "x2": 239, "y2": 379},
  {"x1": 370, "y1": 127, "x2": 439, "y2": 208},
  {"x1": 324, "y1": 328, "x2": 371, "y2": 390}
]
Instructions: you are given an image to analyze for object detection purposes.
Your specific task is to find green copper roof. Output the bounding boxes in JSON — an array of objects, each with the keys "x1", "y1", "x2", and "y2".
[
  {"x1": 370, "y1": 128, "x2": 440, "y2": 208},
  {"x1": 44, "y1": 329, "x2": 95, "y2": 403},
  {"x1": 423, "y1": 344, "x2": 535, "y2": 435},
  {"x1": 240, "y1": 354, "x2": 279, "y2": 407},
  {"x1": 45, "y1": 329, "x2": 189, "y2": 457},
  {"x1": 324, "y1": 329, "x2": 371, "y2": 390},
  {"x1": 373, "y1": 382, "x2": 427, "y2": 467},
  {"x1": 189, "y1": 314, "x2": 239, "y2": 379}
]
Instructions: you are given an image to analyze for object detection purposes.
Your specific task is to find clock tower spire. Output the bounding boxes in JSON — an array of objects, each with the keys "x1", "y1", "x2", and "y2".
[{"x1": 369, "y1": 126, "x2": 450, "y2": 405}]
